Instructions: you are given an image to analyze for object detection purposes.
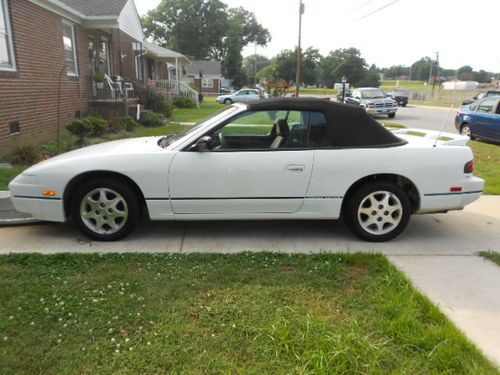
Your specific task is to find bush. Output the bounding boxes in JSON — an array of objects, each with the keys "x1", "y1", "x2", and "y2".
[
  {"x1": 109, "y1": 116, "x2": 138, "y2": 133},
  {"x1": 137, "y1": 87, "x2": 173, "y2": 118},
  {"x1": 141, "y1": 112, "x2": 165, "y2": 128},
  {"x1": 38, "y1": 137, "x2": 77, "y2": 158},
  {"x1": 86, "y1": 115, "x2": 109, "y2": 137},
  {"x1": 66, "y1": 119, "x2": 93, "y2": 146},
  {"x1": 10, "y1": 144, "x2": 39, "y2": 165},
  {"x1": 173, "y1": 95, "x2": 196, "y2": 109}
]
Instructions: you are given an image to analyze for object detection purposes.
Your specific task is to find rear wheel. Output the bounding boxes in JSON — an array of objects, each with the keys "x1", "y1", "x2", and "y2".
[
  {"x1": 344, "y1": 182, "x2": 411, "y2": 242},
  {"x1": 72, "y1": 179, "x2": 141, "y2": 241}
]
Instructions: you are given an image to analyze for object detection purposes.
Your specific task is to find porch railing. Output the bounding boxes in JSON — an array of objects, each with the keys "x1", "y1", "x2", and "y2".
[{"x1": 147, "y1": 79, "x2": 200, "y2": 108}]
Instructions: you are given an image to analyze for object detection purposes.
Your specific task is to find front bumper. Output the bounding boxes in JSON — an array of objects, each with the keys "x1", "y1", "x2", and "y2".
[
  {"x1": 8, "y1": 174, "x2": 65, "y2": 222},
  {"x1": 366, "y1": 106, "x2": 398, "y2": 115}
]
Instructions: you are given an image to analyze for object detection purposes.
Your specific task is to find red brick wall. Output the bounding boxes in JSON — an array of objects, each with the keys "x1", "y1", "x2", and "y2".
[
  {"x1": 115, "y1": 32, "x2": 136, "y2": 79},
  {"x1": 0, "y1": 0, "x2": 92, "y2": 153},
  {"x1": 194, "y1": 78, "x2": 221, "y2": 95}
]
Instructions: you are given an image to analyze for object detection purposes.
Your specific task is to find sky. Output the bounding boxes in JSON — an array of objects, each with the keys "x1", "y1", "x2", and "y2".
[{"x1": 136, "y1": 0, "x2": 500, "y2": 72}]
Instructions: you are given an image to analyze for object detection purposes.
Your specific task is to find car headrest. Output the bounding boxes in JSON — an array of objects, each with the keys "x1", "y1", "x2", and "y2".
[{"x1": 276, "y1": 119, "x2": 290, "y2": 136}]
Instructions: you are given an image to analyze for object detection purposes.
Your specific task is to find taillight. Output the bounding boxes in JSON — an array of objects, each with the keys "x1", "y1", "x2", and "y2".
[{"x1": 464, "y1": 160, "x2": 474, "y2": 174}]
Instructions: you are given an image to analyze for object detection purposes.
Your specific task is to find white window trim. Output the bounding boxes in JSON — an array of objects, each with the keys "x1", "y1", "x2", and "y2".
[
  {"x1": 100, "y1": 36, "x2": 111, "y2": 76},
  {"x1": 0, "y1": 0, "x2": 16, "y2": 72},
  {"x1": 62, "y1": 19, "x2": 78, "y2": 76},
  {"x1": 202, "y1": 78, "x2": 214, "y2": 88}
]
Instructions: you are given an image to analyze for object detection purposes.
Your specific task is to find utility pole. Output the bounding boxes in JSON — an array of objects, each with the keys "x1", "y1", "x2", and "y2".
[
  {"x1": 432, "y1": 51, "x2": 439, "y2": 97},
  {"x1": 295, "y1": 0, "x2": 304, "y2": 97},
  {"x1": 254, "y1": 43, "x2": 257, "y2": 87}
]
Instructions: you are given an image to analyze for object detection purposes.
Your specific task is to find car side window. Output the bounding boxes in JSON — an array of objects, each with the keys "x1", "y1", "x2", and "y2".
[
  {"x1": 307, "y1": 112, "x2": 330, "y2": 148},
  {"x1": 477, "y1": 99, "x2": 496, "y2": 113},
  {"x1": 209, "y1": 110, "x2": 310, "y2": 150}
]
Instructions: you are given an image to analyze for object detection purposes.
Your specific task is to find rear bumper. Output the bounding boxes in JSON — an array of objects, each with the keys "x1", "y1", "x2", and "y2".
[{"x1": 418, "y1": 176, "x2": 485, "y2": 214}]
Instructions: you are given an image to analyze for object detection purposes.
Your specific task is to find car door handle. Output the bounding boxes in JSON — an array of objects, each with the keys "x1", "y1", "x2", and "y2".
[{"x1": 284, "y1": 164, "x2": 305, "y2": 173}]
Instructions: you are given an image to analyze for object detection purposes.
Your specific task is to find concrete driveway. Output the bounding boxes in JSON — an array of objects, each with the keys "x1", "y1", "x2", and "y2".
[{"x1": 0, "y1": 196, "x2": 498, "y2": 254}]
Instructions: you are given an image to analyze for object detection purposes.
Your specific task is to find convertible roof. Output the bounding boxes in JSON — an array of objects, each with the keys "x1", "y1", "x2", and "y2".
[{"x1": 246, "y1": 97, "x2": 405, "y2": 147}]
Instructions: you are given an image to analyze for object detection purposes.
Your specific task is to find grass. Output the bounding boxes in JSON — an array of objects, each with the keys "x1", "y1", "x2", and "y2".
[
  {"x1": 380, "y1": 80, "x2": 477, "y2": 108},
  {"x1": 298, "y1": 87, "x2": 338, "y2": 96},
  {"x1": 470, "y1": 141, "x2": 500, "y2": 195},
  {"x1": 171, "y1": 97, "x2": 223, "y2": 123},
  {"x1": 0, "y1": 252, "x2": 496, "y2": 375},
  {"x1": 479, "y1": 251, "x2": 500, "y2": 266},
  {"x1": 0, "y1": 167, "x2": 28, "y2": 190}
]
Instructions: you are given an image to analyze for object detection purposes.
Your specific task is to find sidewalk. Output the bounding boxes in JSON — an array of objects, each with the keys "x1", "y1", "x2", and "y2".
[
  {"x1": 0, "y1": 191, "x2": 37, "y2": 225},
  {"x1": 390, "y1": 255, "x2": 500, "y2": 367}
]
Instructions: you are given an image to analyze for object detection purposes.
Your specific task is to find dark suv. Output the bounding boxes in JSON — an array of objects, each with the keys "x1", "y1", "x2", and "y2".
[{"x1": 387, "y1": 89, "x2": 409, "y2": 107}]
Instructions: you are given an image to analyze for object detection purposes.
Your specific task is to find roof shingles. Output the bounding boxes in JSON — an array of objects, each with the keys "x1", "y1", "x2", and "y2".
[{"x1": 58, "y1": 0, "x2": 128, "y2": 17}]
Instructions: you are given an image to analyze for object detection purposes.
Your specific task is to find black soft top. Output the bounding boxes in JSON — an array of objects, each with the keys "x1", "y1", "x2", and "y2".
[{"x1": 246, "y1": 97, "x2": 405, "y2": 148}]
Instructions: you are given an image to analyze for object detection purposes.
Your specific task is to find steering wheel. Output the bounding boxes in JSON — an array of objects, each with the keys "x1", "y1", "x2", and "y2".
[{"x1": 218, "y1": 131, "x2": 227, "y2": 149}]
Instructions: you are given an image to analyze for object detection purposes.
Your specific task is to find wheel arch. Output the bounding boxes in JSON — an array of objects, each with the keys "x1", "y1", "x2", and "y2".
[
  {"x1": 341, "y1": 173, "x2": 420, "y2": 214},
  {"x1": 63, "y1": 171, "x2": 147, "y2": 218}
]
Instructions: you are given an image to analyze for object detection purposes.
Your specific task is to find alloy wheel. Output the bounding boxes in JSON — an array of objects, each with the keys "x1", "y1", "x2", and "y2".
[
  {"x1": 357, "y1": 190, "x2": 403, "y2": 235},
  {"x1": 79, "y1": 188, "x2": 128, "y2": 235}
]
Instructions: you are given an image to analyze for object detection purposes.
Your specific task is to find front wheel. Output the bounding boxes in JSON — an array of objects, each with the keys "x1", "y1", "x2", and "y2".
[
  {"x1": 388, "y1": 113, "x2": 396, "y2": 118},
  {"x1": 460, "y1": 124, "x2": 475, "y2": 140},
  {"x1": 72, "y1": 179, "x2": 141, "y2": 241},
  {"x1": 344, "y1": 182, "x2": 411, "y2": 242},
  {"x1": 224, "y1": 99, "x2": 233, "y2": 105}
]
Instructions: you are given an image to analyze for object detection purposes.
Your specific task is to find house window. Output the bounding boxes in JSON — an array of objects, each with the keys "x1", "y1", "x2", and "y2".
[
  {"x1": 0, "y1": 0, "x2": 16, "y2": 71},
  {"x1": 202, "y1": 78, "x2": 213, "y2": 88},
  {"x1": 62, "y1": 21, "x2": 78, "y2": 76}
]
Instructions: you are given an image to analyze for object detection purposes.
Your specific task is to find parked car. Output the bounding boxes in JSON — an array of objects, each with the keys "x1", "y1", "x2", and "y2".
[
  {"x1": 455, "y1": 97, "x2": 500, "y2": 142},
  {"x1": 462, "y1": 90, "x2": 500, "y2": 105},
  {"x1": 345, "y1": 88, "x2": 398, "y2": 118},
  {"x1": 216, "y1": 88, "x2": 261, "y2": 104},
  {"x1": 219, "y1": 87, "x2": 231, "y2": 94},
  {"x1": 387, "y1": 89, "x2": 409, "y2": 107},
  {"x1": 9, "y1": 98, "x2": 484, "y2": 242}
]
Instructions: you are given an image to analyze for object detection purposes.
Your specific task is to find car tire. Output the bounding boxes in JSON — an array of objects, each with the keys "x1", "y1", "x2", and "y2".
[
  {"x1": 72, "y1": 179, "x2": 142, "y2": 241},
  {"x1": 224, "y1": 99, "x2": 233, "y2": 105},
  {"x1": 388, "y1": 113, "x2": 396, "y2": 119},
  {"x1": 344, "y1": 182, "x2": 411, "y2": 242},
  {"x1": 460, "y1": 124, "x2": 475, "y2": 140}
]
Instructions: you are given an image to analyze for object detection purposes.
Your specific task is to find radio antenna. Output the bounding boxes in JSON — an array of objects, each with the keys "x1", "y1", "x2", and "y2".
[{"x1": 433, "y1": 80, "x2": 458, "y2": 147}]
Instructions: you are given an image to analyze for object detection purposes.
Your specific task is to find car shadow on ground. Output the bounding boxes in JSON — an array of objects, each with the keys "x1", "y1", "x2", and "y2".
[{"x1": 0, "y1": 207, "x2": 499, "y2": 255}]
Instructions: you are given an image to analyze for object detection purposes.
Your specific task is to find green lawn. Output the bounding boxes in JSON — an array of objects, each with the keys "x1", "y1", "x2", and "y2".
[
  {"x1": 0, "y1": 167, "x2": 28, "y2": 190},
  {"x1": 479, "y1": 251, "x2": 500, "y2": 266},
  {"x1": 470, "y1": 141, "x2": 500, "y2": 195},
  {"x1": 380, "y1": 80, "x2": 476, "y2": 108},
  {"x1": 171, "y1": 97, "x2": 223, "y2": 123},
  {"x1": 298, "y1": 87, "x2": 338, "y2": 96},
  {"x1": 0, "y1": 253, "x2": 496, "y2": 374}
]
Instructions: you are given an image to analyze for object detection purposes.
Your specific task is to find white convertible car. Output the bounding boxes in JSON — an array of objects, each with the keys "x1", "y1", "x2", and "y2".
[{"x1": 9, "y1": 98, "x2": 484, "y2": 242}]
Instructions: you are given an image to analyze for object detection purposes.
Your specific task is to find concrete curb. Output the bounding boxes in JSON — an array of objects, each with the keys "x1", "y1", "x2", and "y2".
[{"x1": 0, "y1": 191, "x2": 10, "y2": 198}]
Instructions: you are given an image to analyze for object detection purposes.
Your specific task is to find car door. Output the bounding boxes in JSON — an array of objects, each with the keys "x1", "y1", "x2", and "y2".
[
  {"x1": 473, "y1": 98, "x2": 499, "y2": 139},
  {"x1": 168, "y1": 110, "x2": 314, "y2": 215},
  {"x1": 234, "y1": 90, "x2": 249, "y2": 102}
]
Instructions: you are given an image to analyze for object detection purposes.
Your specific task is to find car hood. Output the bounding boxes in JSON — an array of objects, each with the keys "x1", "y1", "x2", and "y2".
[{"x1": 26, "y1": 137, "x2": 163, "y2": 171}]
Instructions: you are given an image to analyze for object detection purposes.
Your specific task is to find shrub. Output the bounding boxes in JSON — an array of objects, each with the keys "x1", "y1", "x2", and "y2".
[
  {"x1": 38, "y1": 137, "x2": 77, "y2": 158},
  {"x1": 137, "y1": 87, "x2": 173, "y2": 118},
  {"x1": 86, "y1": 115, "x2": 109, "y2": 137},
  {"x1": 109, "y1": 116, "x2": 139, "y2": 133},
  {"x1": 141, "y1": 112, "x2": 165, "y2": 128},
  {"x1": 10, "y1": 144, "x2": 39, "y2": 165},
  {"x1": 173, "y1": 95, "x2": 196, "y2": 109},
  {"x1": 66, "y1": 119, "x2": 93, "y2": 146}
]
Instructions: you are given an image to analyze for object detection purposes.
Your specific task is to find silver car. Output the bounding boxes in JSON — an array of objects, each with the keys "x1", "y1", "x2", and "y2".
[{"x1": 216, "y1": 88, "x2": 262, "y2": 104}]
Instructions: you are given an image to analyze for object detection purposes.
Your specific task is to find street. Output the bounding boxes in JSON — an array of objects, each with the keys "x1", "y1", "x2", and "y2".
[{"x1": 382, "y1": 105, "x2": 457, "y2": 133}]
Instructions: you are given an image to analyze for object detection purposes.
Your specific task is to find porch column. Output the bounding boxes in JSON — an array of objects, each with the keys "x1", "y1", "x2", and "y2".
[{"x1": 175, "y1": 57, "x2": 179, "y2": 94}]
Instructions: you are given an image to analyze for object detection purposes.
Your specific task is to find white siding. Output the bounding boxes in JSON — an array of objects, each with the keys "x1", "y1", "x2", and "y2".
[{"x1": 118, "y1": 0, "x2": 144, "y2": 42}]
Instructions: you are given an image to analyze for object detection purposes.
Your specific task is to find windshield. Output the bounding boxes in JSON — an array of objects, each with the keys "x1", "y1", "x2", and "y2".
[
  {"x1": 361, "y1": 89, "x2": 387, "y2": 99},
  {"x1": 161, "y1": 106, "x2": 239, "y2": 147}
]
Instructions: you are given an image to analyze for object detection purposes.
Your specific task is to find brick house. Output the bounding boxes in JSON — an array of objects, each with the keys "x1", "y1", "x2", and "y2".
[
  {"x1": 0, "y1": 0, "x2": 190, "y2": 152},
  {"x1": 186, "y1": 60, "x2": 227, "y2": 95}
]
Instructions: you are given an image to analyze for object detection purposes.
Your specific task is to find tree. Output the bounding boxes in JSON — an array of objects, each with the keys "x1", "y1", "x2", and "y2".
[
  {"x1": 457, "y1": 65, "x2": 474, "y2": 81},
  {"x1": 357, "y1": 65, "x2": 380, "y2": 87},
  {"x1": 410, "y1": 57, "x2": 433, "y2": 81},
  {"x1": 142, "y1": 0, "x2": 270, "y2": 62},
  {"x1": 270, "y1": 47, "x2": 321, "y2": 86},
  {"x1": 243, "y1": 54, "x2": 271, "y2": 83},
  {"x1": 319, "y1": 48, "x2": 367, "y2": 86}
]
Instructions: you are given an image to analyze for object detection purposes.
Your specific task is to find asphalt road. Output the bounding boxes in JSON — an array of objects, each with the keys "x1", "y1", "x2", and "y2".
[{"x1": 385, "y1": 105, "x2": 457, "y2": 133}]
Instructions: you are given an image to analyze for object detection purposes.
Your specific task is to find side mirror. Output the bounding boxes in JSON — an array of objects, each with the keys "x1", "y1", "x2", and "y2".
[{"x1": 194, "y1": 136, "x2": 214, "y2": 152}]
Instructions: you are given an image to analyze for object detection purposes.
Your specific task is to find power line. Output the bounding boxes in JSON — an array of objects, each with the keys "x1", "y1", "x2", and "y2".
[
  {"x1": 352, "y1": 0, "x2": 400, "y2": 22},
  {"x1": 350, "y1": 0, "x2": 378, "y2": 14}
]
